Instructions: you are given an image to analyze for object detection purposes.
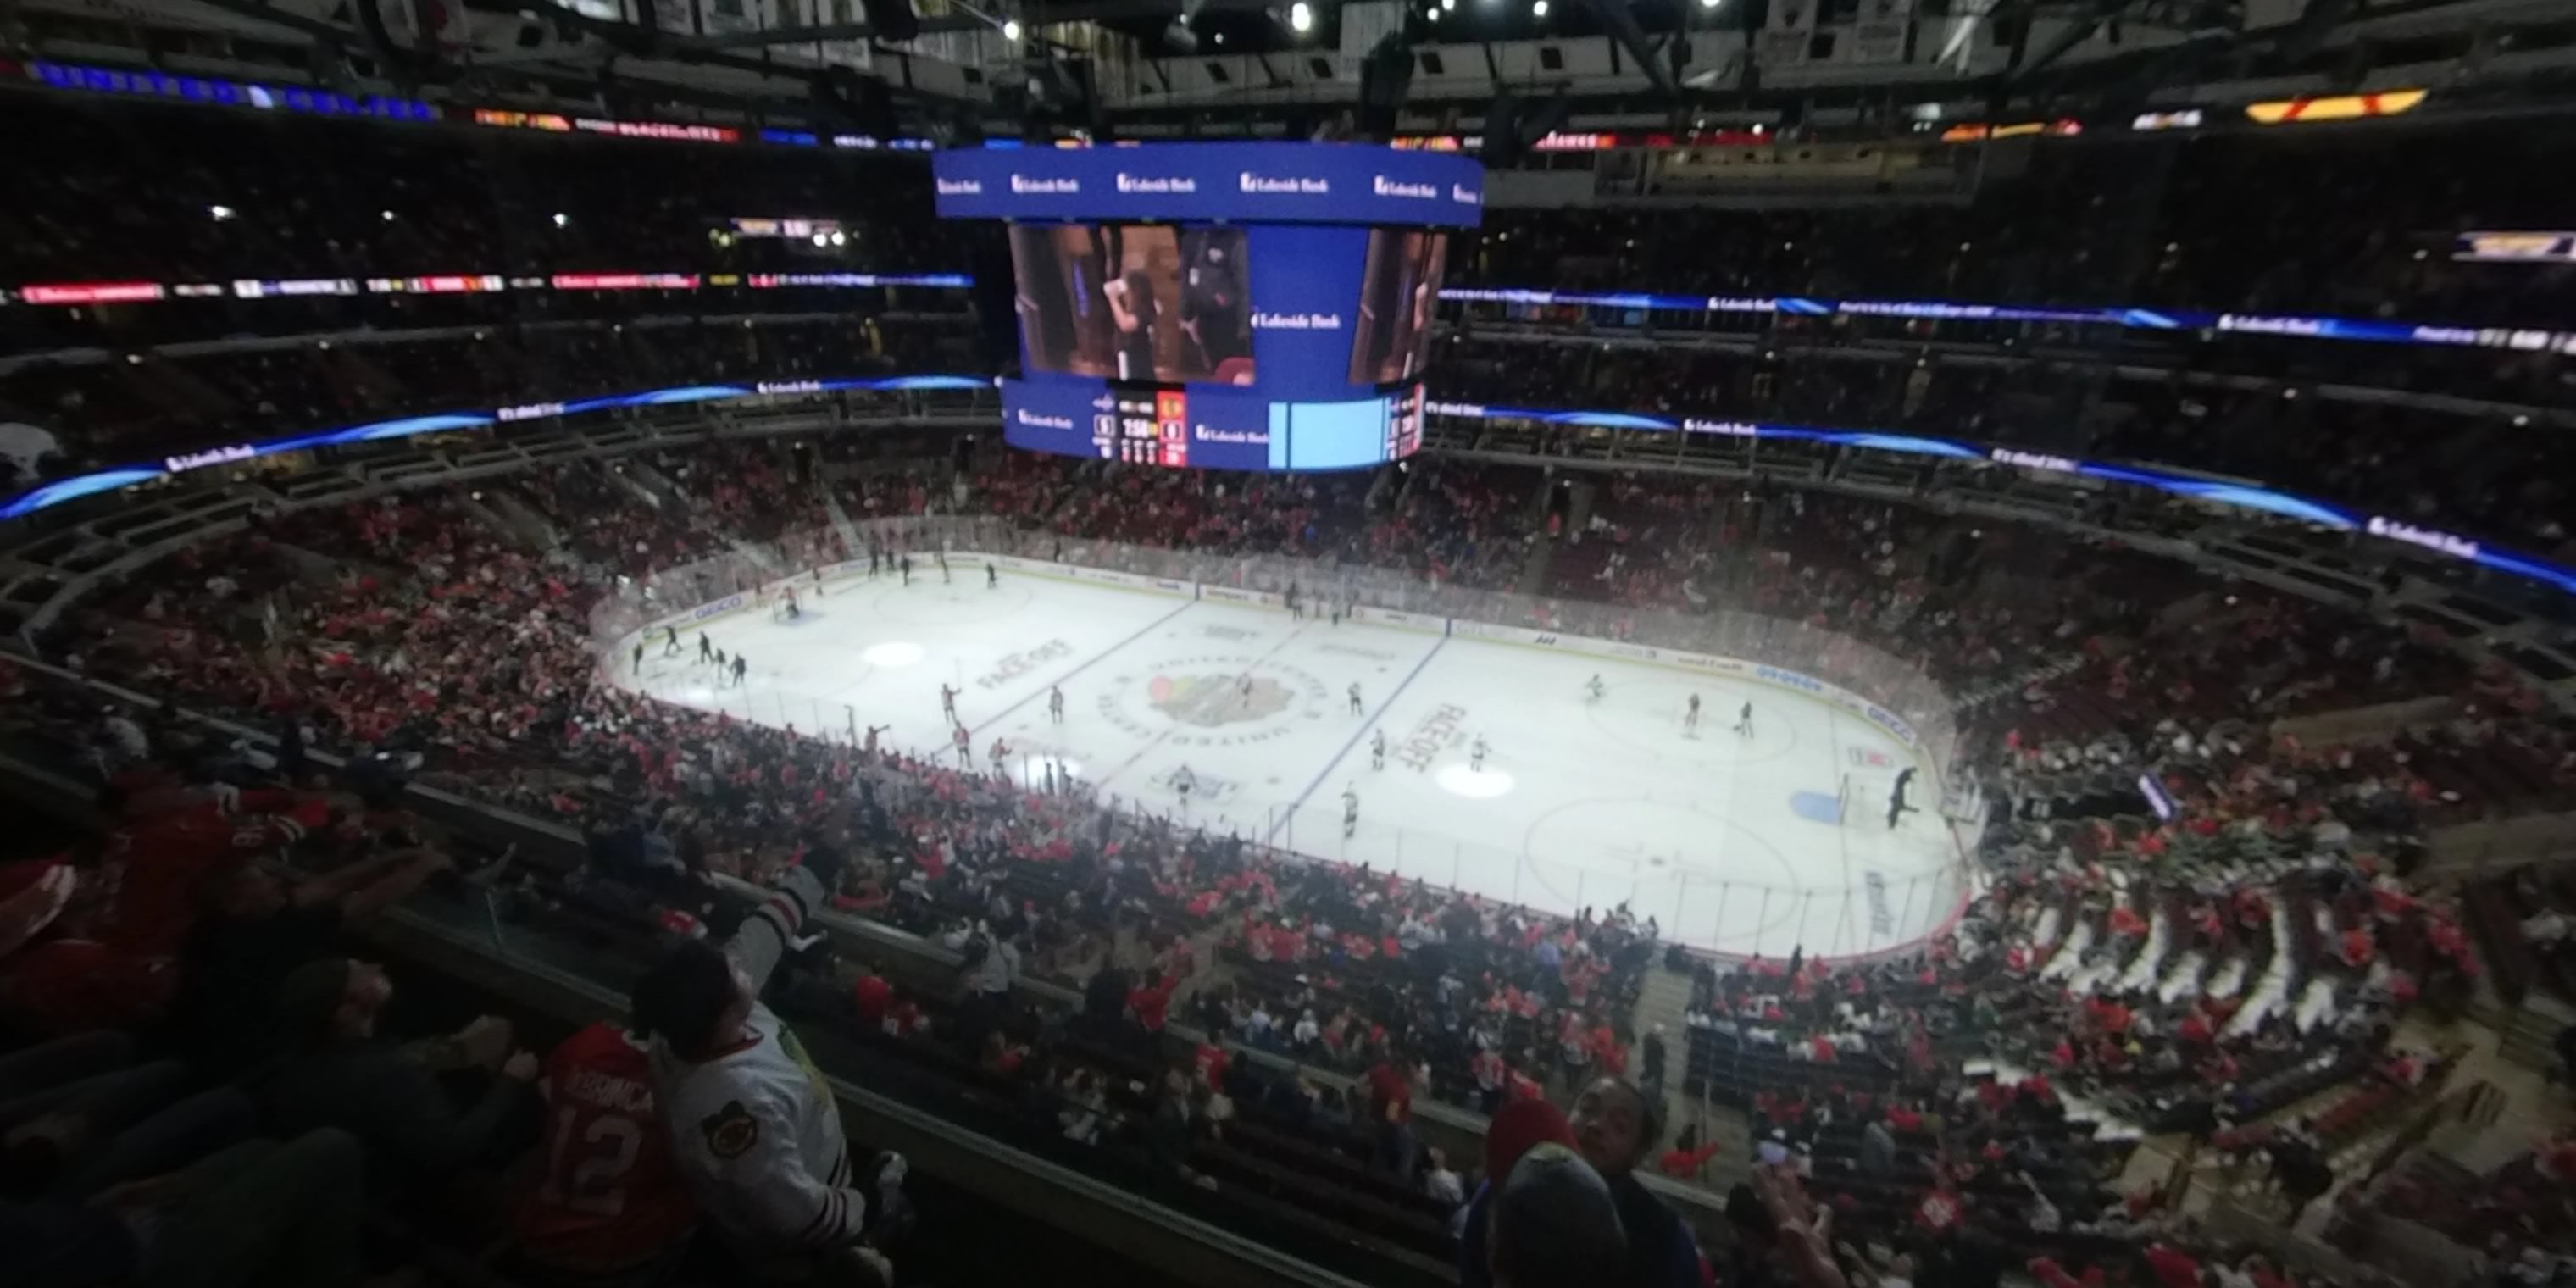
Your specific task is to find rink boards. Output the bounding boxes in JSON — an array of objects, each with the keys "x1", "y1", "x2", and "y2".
[{"x1": 609, "y1": 550, "x2": 1973, "y2": 961}]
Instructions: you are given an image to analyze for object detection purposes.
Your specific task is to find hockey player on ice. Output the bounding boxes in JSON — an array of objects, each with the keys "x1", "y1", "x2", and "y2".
[
  {"x1": 1683, "y1": 693, "x2": 1702, "y2": 736},
  {"x1": 1735, "y1": 701, "x2": 1755, "y2": 738},
  {"x1": 1341, "y1": 784, "x2": 1359, "y2": 838},
  {"x1": 1173, "y1": 765, "x2": 1196, "y2": 808},
  {"x1": 988, "y1": 738, "x2": 1010, "y2": 774},
  {"x1": 952, "y1": 724, "x2": 971, "y2": 768},
  {"x1": 1585, "y1": 675, "x2": 1606, "y2": 704},
  {"x1": 940, "y1": 684, "x2": 959, "y2": 722},
  {"x1": 1048, "y1": 686, "x2": 1066, "y2": 724},
  {"x1": 1369, "y1": 728, "x2": 1386, "y2": 770},
  {"x1": 1347, "y1": 682, "x2": 1363, "y2": 715},
  {"x1": 986, "y1": 562, "x2": 998, "y2": 589},
  {"x1": 1469, "y1": 735, "x2": 1489, "y2": 772}
]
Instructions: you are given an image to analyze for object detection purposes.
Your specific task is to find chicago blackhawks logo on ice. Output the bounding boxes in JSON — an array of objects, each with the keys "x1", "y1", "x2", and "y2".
[
  {"x1": 1098, "y1": 655, "x2": 1329, "y2": 747},
  {"x1": 1149, "y1": 672, "x2": 1293, "y2": 726}
]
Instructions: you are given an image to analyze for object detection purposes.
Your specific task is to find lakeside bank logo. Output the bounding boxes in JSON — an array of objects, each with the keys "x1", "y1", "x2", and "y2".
[
  {"x1": 164, "y1": 443, "x2": 257, "y2": 472},
  {"x1": 1452, "y1": 183, "x2": 1481, "y2": 206},
  {"x1": 1014, "y1": 409, "x2": 1075, "y2": 430},
  {"x1": 1373, "y1": 175, "x2": 1438, "y2": 200},
  {"x1": 1008, "y1": 174, "x2": 1079, "y2": 194},
  {"x1": 1240, "y1": 172, "x2": 1329, "y2": 195},
  {"x1": 1251, "y1": 312, "x2": 1344, "y2": 330},
  {"x1": 934, "y1": 177, "x2": 982, "y2": 196},
  {"x1": 1115, "y1": 172, "x2": 1198, "y2": 194},
  {"x1": 2366, "y1": 515, "x2": 2480, "y2": 560},
  {"x1": 1990, "y1": 447, "x2": 2077, "y2": 473},
  {"x1": 1681, "y1": 418, "x2": 1758, "y2": 436}
]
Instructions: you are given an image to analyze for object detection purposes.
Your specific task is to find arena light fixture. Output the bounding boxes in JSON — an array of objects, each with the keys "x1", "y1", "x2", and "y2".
[
  {"x1": 208, "y1": 204, "x2": 235, "y2": 221},
  {"x1": 552, "y1": 212, "x2": 570, "y2": 228},
  {"x1": 1290, "y1": 1, "x2": 1313, "y2": 32},
  {"x1": 2245, "y1": 89, "x2": 2425, "y2": 125},
  {"x1": 1532, "y1": 0, "x2": 1547, "y2": 14},
  {"x1": 1002, "y1": 18, "x2": 1022, "y2": 39},
  {"x1": 1699, "y1": 0, "x2": 1721, "y2": 9}
]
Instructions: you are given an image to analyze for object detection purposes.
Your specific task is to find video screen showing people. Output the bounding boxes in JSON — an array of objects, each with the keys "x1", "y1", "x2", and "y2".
[
  {"x1": 1346, "y1": 229, "x2": 1449, "y2": 386},
  {"x1": 1009, "y1": 223, "x2": 1253, "y2": 386}
]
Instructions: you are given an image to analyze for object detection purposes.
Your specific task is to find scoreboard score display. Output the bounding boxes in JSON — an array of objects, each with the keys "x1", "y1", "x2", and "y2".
[{"x1": 933, "y1": 142, "x2": 1480, "y2": 473}]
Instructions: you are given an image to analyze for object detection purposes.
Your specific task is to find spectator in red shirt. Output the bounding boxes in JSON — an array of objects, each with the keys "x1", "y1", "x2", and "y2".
[
  {"x1": 852, "y1": 973, "x2": 893, "y2": 1027},
  {"x1": 1365, "y1": 1052, "x2": 1418, "y2": 1180},
  {"x1": 2143, "y1": 1245, "x2": 2202, "y2": 1288}
]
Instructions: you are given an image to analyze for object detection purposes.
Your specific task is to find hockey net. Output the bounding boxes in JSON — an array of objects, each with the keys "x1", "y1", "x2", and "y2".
[{"x1": 1836, "y1": 771, "x2": 1891, "y2": 829}]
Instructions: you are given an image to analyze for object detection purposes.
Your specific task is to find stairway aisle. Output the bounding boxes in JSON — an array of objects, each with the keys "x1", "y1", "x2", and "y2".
[{"x1": 1630, "y1": 958, "x2": 1751, "y2": 1191}]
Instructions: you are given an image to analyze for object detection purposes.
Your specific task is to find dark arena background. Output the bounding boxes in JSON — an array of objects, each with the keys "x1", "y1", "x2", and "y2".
[{"x1": 3, "y1": 4, "x2": 2575, "y2": 1288}]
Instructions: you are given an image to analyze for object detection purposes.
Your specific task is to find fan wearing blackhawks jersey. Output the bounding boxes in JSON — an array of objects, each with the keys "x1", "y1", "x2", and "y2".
[
  {"x1": 632, "y1": 850, "x2": 908, "y2": 1280},
  {"x1": 511, "y1": 1022, "x2": 697, "y2": 1279},
  {"x1": 0, "y1": 788, "x2": 330, "y2": 1035}
]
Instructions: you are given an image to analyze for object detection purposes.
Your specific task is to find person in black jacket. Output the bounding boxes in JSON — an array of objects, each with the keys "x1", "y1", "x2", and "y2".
[
  {"x1": 1567, "y1": 1077, "x2": 1703, "y2": 1288},
  {"x1": 251, "y1": 957, "x2": 540, "y2": 1191}
]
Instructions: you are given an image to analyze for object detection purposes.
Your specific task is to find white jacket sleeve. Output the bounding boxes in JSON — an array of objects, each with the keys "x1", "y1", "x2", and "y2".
[
  {"x1": 727, "y1": 863, "x2": 824, "y2": 995},
  {"x1": 678, "y1": 1085, "x2": 869, "y2": 1251}
]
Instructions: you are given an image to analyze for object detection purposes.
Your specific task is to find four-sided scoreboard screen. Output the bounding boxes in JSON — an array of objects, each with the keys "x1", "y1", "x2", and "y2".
[{"x1": 934, "y1": 142, "x2": 1483, "y2": 472}]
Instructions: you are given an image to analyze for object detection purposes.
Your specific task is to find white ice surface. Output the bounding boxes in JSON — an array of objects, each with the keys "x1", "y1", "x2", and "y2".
[{"x1": 625, "y1": 568, "x2": 1968, "y2": 958}]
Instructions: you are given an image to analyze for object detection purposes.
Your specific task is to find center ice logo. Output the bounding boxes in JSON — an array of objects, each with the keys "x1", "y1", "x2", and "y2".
[{"x1": 1148, "y1": 673, "x2": 1293, "y2": 727}]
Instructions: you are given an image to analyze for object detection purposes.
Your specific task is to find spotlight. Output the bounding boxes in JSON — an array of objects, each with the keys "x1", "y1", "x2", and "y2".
[
  {"x1": 208, "y1": 204, "x2": 235, "y2": 221},
  {"x1": 1697, "y1": 0, "x2": 1720, "y2": 8},
  {"x1": 1532, "y1": 0, "x2": 1547, "y2": 13},
  {"x1": 1441, "y1": 0, "x2": 1454, "y2": 10},
  {"x1": 1002, "y1": 18, "x2": 1021, "y2": 39},
  {"x1": 1290, "y1": 1, "x2": 1313, "y2": 31},
  {"x1": 552, "y1": 212, "x2": 570, "y2": 228},
  {"x1": 830, "y1": 230, "x2": 847, "y2": 247},
  {"x1": 813, "y1": 231, "x2": 830, "y2": 247},
  {"x1": 380, "y1": 209, "x2": 397, "y2": 222}
]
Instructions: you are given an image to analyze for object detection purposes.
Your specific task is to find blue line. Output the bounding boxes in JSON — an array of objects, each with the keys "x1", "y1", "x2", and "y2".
[
  {"x1": 968, "y1": 597, "x2": 1196, "y2": 734},
  {"x1": 1269, "y1": 636, "x2": 1448, "y2": 844}
]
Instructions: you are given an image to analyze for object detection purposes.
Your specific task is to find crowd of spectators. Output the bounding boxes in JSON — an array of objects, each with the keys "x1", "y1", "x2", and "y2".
[
  {"x1": 4, "y1": 45, "x2": 2575, "y2": 1288},
  {"x1": 1439, "y1": 331, "x2": 2575, "y2": 556},
  {"x1": 1461, "y1": 122, "x2": 2576, "y2": 329},
  {"x1": 1, "y1": 93, "x2": 963, "y2": 288},
  {"x1": 11, "y1": 425, "x2": 2570, "y2": 1286},
  {"x1": 0, "y1": 314, "x2": 971, "y2": 488}
]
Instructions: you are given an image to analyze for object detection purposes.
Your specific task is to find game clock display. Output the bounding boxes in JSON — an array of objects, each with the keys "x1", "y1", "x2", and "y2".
[{"x1": 1095, "y1": 389, "x2": 1192, "y2": 466}]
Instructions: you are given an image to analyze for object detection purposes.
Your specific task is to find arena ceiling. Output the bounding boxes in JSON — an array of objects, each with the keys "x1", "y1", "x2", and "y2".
[{"x1": 16, "y1": 0, "x2": 2571, "y2": 136}]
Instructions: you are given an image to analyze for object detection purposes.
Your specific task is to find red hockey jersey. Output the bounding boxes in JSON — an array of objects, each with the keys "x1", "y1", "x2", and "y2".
[{"x1": 514, "y1": 1023, "x2": 697, "y2": 1272}]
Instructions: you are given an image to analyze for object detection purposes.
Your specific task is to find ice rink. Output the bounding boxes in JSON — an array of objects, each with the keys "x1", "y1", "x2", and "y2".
[{"x1": 624, "y1": 560, "x2": 1969, "y2": 958}]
